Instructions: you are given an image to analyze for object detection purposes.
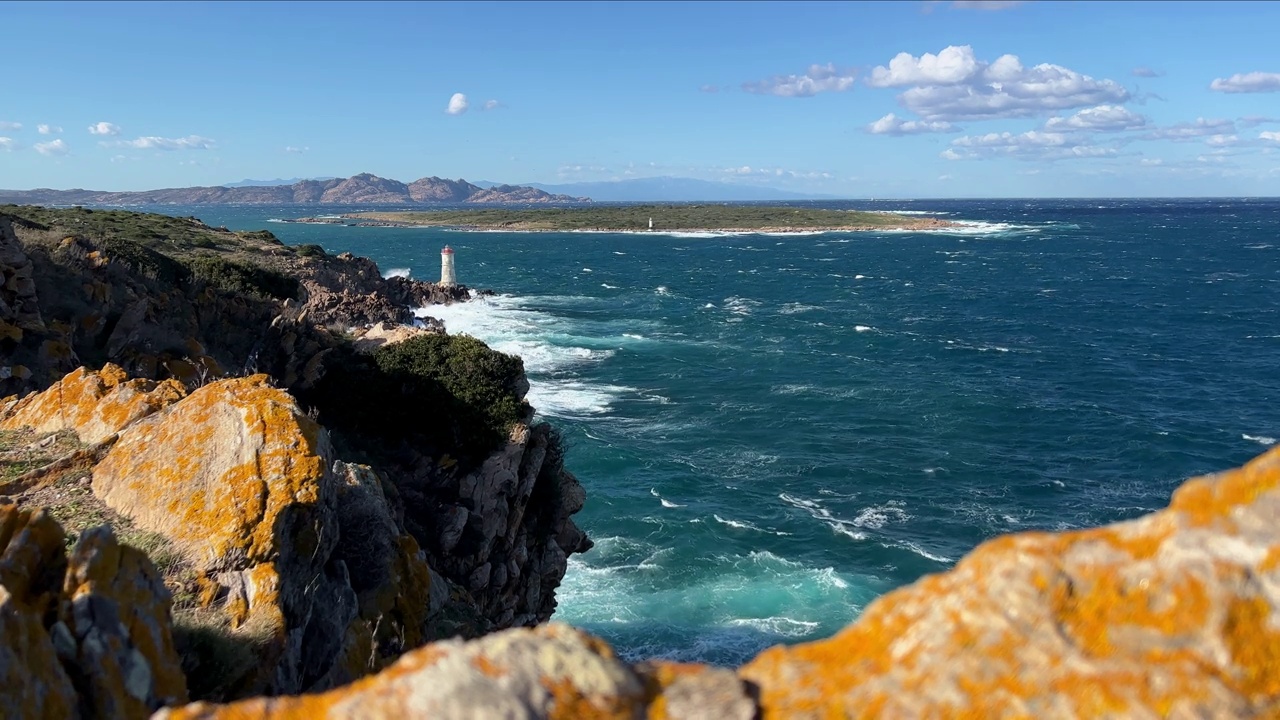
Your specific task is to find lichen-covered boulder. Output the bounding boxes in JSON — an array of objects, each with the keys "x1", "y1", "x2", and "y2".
[
  {"x1": 59, "y1": 525, "x2": 189, "y2": 717},
  {"x1": 0, "y1": 364, "x2": 186, "y2": 445},
  {"x1": 154, "y1": 623, "x2": 756, "y2": 720},
  {"x1": 739, "y1": 445, "x2": 1280, "y2": 718},
  {"x1": 0, "y1": 501, "x2": 78, "y2": 719},
  {"x1": 90, "y1": 375, "x2": 351, "y2": 695}
]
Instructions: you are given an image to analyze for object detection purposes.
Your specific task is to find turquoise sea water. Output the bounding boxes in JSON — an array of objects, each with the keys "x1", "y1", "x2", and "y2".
[{"x1": 177, "y1": 199, "x2": 1278, "y2": 665}]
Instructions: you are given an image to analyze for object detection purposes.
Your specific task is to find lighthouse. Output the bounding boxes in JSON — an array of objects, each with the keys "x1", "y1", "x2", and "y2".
[{"x1": 440, "y1": 245, "x2": 457, "y2": 287}]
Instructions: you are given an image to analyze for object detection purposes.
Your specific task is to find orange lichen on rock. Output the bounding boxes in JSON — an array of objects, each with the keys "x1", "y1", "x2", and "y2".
[
  {"x1": 0, "y1": 364, "x2": 186, "y2": 445},
  {"x1": 90, "y1": 375, "x2": 333, "y2": 572},
  {"x1": 740, "y1": 445, "x2": 1280, "y2": 719}
]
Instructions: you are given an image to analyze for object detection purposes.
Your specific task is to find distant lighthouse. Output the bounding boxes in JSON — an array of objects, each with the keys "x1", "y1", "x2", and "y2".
[
  {"x1": 648, "y1": 217, "x2": 654, "y2": 231},
  {"x1": 440, "y1": 245, "x2": 457, "y2": 287}
]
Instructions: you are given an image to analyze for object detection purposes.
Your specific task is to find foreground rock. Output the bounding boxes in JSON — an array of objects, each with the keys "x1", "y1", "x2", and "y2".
[
  {"x1": 158, "y1": 446, "x2": 1280, "y2": 718},
  {"x1": 0, "y1": 501, "x2": 187, "y2": 719}
]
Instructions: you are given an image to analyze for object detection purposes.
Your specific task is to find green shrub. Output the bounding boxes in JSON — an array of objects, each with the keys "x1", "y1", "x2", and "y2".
[
  {"x1": 295, "y1": 244, "x2": 327, "y2": 258},
  {"x1": 184, "y1": 255, "x2": 300, "y2": 300},
  {"x1": 298, "y1": 334, "x2": 527, "y2": 467}
]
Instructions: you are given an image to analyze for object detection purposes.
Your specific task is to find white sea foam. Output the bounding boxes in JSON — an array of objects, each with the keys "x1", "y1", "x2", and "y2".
[
  {"x1": 779, "y1": 493, "x2": 867, "y2": 541},
  {"x1": 601, "y1": 283, "x2": 618, "y2": 289},
  {"x1": 778, "y1": 303, "x2": 823, "y2": 315},
  {"x1": 889, "y1": 540, "x2": 953, "y2": 563},
  {"x1": 1244, "y1": 434, "x2": 1277, "y2": 446},
  {"x1": 854, "y1": 325, "x2": 873, "y2": 333},
  {"x1": 655, "y1": 286, "x2": 671, "y2": 296},
  {"x1": 582, "y1": 267, "x2": 593, "y2": 272},
  {"x1": 854, "y1": 274, "x2": 866, "y2": 279},
  {"x1": 723, "y1": 296, "x2": 762, "y2": 316},
  {"x1": 713, "y1": 515, "x2": 792, "y2": 536},
  {"x1": 382, "y1": 267, "x2": 411, "y2": 279},
  {"x1": 852, "y1": 502, "x2": 910, "y2": 529}
]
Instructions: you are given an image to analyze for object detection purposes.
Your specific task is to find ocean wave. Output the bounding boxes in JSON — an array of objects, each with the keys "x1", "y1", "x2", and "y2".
[
  {"x1": 723, "y1": 296, "x2": 763, "y2": 316},
  {"x1": 713, "y1": 514, "x2": 792, "y2": 536},
  {"x1": 382, "y1": 267, "x2": 411, "y2": 279},
  {"x1": 1243, "y1": 434, "x2": 1277, "y2": 446},
  {"x1": 852, "y1": 501, "x2": 910, "y2": 529},
  {"x1": 779, "y1": 492, "x2": 867, "y2": 541},
  {"x1": 778, "y1": 303, "x2": 824, "y2": 315}
]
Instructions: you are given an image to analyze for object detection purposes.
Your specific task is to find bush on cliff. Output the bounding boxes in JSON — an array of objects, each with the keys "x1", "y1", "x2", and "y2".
[
  {"x1": 298, "y1": 334, "x2": 529, "y2": 467},
  {"x1": 184, "y1": 255, "x2": 301, "y2": 300}
]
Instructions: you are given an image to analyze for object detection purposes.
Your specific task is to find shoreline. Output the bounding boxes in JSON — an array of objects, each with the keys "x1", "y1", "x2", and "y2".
[{"x1": 332, "y1": 215, "x2": 957, "y2": 233}]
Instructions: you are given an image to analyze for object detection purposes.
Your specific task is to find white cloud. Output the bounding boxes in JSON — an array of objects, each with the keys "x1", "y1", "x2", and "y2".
[
  {"x1": 284, "y1": 145, "x2": 308, "y2": 153},
  {"x1": 944, "y1": 130, "x2": 1117, "y2": 161},
  {"x1": 37, "y1": 124, "x2": 62, "y2": 135},
  {"x1": 866, "y1": 112, "x2": 957, "y2": 135},
  {"x1": 35, "y1": 139, "x2": 69, "y2": 156},
  {"x1": 1205, "y1": 134, "x2": 1239, "y2": 147},
  {"x1": 0, "y1": 137, "x2": 15, "y2": 151},
  {"x1": 446, "y1": 93, "x2": 469, "y2": 115},
  {"x1": 1131, "y1": 67, "x2": 1163, "y2": 78},
  {"x1": 112, "y1": 135, "x2": 215, "y2": 150},
  {"x1": 1143, "y1": 118, "x2": 1235, "y2": 141},
  {"x1": 743, "y1": 63, "x2": 856, "y2": 97},
  {"x1": 1139, "y1": 158, "x2": 1164, "y2": 166},
  {"x1": 699, "y1": 84, "x2": 719, "y2": 93},
  {"x1": 1240, "y1": 116, "x2": 1280, "y2": 128},
  {"x1": 0, "y1": 121, "x2": 21, "y2": 132},
  {"x1": 88, "y1": 121, "x2": 121, "y2": 136},
  {"x1": 868, "y1": 45, "x2": 981, "y2": 88},
  {"x1": 481, "y1": 99, "x2": 501, "y2": 111},
  {"x1": 1043, "y1": 105, "x2": 1147, "y2": 132},
  {"x1": 1210, "y1": 72, "x2": 1280, "y2": 94},
  {"x1": 868, "y1": 45, "x2": 1128, "y2": 122},
  {"x1": 1261, "y1": 131, "x2": 1280, "y2": 142}
]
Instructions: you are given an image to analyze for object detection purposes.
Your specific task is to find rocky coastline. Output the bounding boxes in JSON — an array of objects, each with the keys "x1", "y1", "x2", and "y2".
[{"x1": 3, "y1": 204, "x2": 1279, "y2": 718}]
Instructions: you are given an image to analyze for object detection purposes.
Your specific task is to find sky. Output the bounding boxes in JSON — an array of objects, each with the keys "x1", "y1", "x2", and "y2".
[{"x1": 2, "y1": 0, "x2": 1279, "y2": 198}]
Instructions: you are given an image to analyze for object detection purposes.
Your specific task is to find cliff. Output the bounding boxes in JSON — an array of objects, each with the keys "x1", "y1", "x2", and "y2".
[
  {"x1": 0, "y1": 174, "x2": 591, "y2": 206},
  {"x1": 0, "y1": 205, "x2": 591, "y2": 706}
]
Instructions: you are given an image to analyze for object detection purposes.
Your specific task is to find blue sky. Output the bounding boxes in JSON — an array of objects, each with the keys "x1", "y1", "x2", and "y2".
[{"x1": 2, "y1": 0, "x2": 1278, "y2": 197}]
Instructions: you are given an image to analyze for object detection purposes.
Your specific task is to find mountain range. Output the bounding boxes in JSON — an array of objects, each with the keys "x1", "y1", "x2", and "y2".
[
  {"x1": 0, "y1": 174, "x2": 589, "y2": 206},
  {"x1": 475, "y1": 176, "x2": 840, "y2": 202}
]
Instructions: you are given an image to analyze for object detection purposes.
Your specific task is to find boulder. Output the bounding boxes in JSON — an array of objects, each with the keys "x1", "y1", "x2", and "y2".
[
  {"x1": 154, "y1": 623, "x2": 755, "y2": 720},
  {"x1": 0, "y1": 364, "x2": 187, "y2": 445}
]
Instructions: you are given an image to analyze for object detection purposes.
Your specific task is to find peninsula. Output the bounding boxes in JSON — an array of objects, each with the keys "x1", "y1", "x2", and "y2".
[{"x1": 343, "y1": 205, "x2": 955, "y2": 232}]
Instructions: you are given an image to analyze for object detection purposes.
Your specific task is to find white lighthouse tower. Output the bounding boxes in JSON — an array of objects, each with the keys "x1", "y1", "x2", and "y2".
[{"x1": 440, "y1": 245, "x2": 457, "y2": 287}]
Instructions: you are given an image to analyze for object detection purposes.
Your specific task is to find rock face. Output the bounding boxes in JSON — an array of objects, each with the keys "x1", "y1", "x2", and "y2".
[
  {"x1": 155, "y1": 446, "x2": 1280, "y2": 719},
  {"x1": 155, "y1": 623, "x2": 756, "y2": 720},
  {"x1": 0, "y1": 501, "x2": 188, "y2": 719},
  {"x1": 0, "y1": 174, "x2": 590, "y2": 206}
]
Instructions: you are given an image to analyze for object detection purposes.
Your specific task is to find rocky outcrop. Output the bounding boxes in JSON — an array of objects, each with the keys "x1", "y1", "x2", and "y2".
[
  {"x1": 155, "y1": 623, "x2": 756, "y2": 720},
  {"x1": 148, "y1": 445, "x2": 1280, "y2": 719},
  {"x1": 0, "y1": 501, "x2": 188, "y2": 719},
  {"x1": 0, "y1": 174, "x2": 590, "y2": 206},
  {"x1": 0, "y1": 364, "x2": 186, "y2": 445}
]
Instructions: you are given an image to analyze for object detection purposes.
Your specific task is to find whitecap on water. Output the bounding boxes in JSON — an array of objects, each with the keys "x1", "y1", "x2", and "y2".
[
  {"x1": 779, "y1": 493, "x2": 867, "y2": 541},
  {"x1": 1243, "y1": 434, "x2": 1277, "y2": 446},
  {"x1": 382, "y1": 267, "x2": 411, "y2": 279}
]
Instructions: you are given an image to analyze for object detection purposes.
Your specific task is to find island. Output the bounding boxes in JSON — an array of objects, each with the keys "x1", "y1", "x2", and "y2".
[{"x1": 341, "y1": 205, "x2": 956, "y2": 232}]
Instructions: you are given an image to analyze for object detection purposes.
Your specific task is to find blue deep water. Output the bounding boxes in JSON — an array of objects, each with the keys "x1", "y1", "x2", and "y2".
[{"x1": 180, "y1": 198, "x2": 1279, "y2": 665}]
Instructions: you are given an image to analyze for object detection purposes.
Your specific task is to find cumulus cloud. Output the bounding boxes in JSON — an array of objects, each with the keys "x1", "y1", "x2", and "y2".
[
  {"x1": 446, "y1": 93, "x2": 469, "y2": 115},
  {"x1": 481, "y1": 99, "x2": 501, "y2": 111},
  {"x1": 88, "y1": 121, "x2": 121, "y2": 136},
  {"x1": 37, "y1": 124, "x2": 62, "y2": 135},
  {"x1": 0, "y1": 121, "x2": 22, "y2": 132},
  {"x1": 1131, "y1": 67, "x2": 1163, "y2": 78},
  {"x1": 1143, "y1": 118, "x2": 1235, "y2": 141},
  {"x1": 0, "y1": 137, "x2": 15, "y2": 151},
  {"x1": 112, "y1": 135, "x2": 215, "y2": 150},
  {"x1": 284, "y1": 145, "x2": 308, "y2": 153},
  {"x1": 867, "y1": 45, "x2": 1128, "y2": 121},
  {"x1": 1261, "y1": 131, "x2": 1280, "y2": 142},
  {"x1": 943, "y1": 130, "x2": 1116, "y2": 161},
  {"x1": 35, "y1": 139, "x2": 69, "y2": 156},
  {"x1": 866, "y1": 112, "x2": 957, "y2": 135},
  {"x1": 868, "y1": 45, "x2": 981, "y2": 87},
  {"x1": 1210, "y1": 72, "x2": 1280, "y2": 93},
  {"x1": 743, "y1": 63, "x2": 856, "y2": 97},
  {"x1": 1043, "y1": 105, "x2": 1147, "y2": 132},
  {"x1": 1205, "y1": 134, "x2": 1239, "y2": 147}
]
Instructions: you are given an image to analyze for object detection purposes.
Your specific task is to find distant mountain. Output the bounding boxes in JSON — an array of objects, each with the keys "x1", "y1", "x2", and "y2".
[
  {"x1": 502, "y1": 177, "x2": 842, "y2": 202},
  {"x1": 0, "y1": 173, "x2": 591, "y2": 206},
  {"x1": 225, "y1": 177, "x2": 338, "y2": 187}
]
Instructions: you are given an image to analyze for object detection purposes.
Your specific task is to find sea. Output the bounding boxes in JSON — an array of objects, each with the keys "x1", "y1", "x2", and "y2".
[{"x1": 161, "y1": 198, "x2": 1278, "y2": 666}]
